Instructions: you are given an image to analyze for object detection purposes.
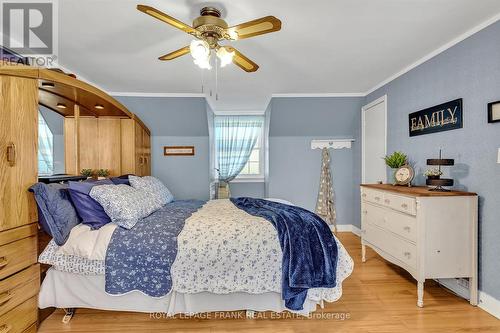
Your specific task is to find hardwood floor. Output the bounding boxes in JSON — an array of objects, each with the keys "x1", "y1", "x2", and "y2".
[{"x1": 38, "y1": 233, "x2": 499, "y2": 332}]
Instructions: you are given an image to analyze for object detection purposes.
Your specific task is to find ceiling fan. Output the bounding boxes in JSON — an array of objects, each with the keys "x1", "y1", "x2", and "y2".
[{"x1": 137, "y1": 5, "x2": 281, "y2": 72}]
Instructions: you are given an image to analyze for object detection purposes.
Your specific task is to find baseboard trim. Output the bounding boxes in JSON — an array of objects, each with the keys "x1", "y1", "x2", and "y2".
[
  {"x1": 479, "y1": 291, "x2": 500, "y2": 319},
  {"x1": 334, "y1": 224, "x2": 361, "y2": 236},
  {"x1": 337, "y1": 224, "x2": 500, "y2": 320}
]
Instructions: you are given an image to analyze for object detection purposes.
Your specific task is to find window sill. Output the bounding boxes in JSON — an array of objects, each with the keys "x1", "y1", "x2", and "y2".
[{"x1": 231, "y1": 177, "x2": 265, "y2": 183}]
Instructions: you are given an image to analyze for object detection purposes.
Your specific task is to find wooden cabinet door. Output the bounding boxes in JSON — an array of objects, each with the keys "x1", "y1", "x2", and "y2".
[
  {"x1": 142, "y1": 130, "x2": 151, "y2": 176},
  {"x1": 0, "y1": 76, "x2": 38, "y2": 231},
  {"x1": 120, "y1": 118, "x2": 135, "y2": 175},
  {"x1": 134, "y1": 122, "x2": 144, "y2": 176},
  {"x1": 98, "y1": 118, "x2": 121, "y2": 176}
]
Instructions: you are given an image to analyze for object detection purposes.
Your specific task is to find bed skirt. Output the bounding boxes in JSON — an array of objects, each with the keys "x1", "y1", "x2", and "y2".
[{"x1": 39, "y1": 268, "x2": 324, "y2": 316}]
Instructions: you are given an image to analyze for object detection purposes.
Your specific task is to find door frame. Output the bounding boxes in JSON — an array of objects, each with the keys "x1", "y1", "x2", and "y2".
[{"x1": 362, "y1": 95, "x2": 387, "y2": 184}]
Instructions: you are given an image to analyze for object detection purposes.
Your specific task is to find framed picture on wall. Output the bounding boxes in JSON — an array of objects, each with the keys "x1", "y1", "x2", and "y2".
[{"x1": 488, "y1": 101, "x2": 500, "y2": 123}]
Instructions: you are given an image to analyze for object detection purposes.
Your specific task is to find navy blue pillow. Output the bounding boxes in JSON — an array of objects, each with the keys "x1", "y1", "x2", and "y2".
[
  {"x1": 68, "y1": 179, "x2": 114, "y2": 230},
  {"x1": 29, "y1": 183, "x2": 80, "y2": 246},
  {"x1": 110, "y1": 176, "x2": 130, "y2": 185}
]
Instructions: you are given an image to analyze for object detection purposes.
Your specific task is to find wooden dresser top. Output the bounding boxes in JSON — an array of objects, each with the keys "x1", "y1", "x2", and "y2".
[{"x1": 360, "y1": 184, "x2": 477, "y2": 197}]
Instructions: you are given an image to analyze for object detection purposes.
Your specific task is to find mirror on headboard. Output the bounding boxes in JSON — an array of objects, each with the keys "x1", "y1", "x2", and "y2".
[{"x1": 38, "y1": 105, "x2": 65, "y2": 176}]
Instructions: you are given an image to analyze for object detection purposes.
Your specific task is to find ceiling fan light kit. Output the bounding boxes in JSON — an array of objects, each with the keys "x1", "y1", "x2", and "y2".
[{"x1": 137, "y1": 4, "x2": 282, "y2": 73}]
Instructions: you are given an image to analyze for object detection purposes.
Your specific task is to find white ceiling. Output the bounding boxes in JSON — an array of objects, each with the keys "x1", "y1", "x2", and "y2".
[{"x1": 58, "y1": 0, "x2": 500, "y2": 110}]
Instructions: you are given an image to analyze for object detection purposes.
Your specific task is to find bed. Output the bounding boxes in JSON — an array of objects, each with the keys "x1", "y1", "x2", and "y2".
[{"x1": 33, "y1": 177, "x2": 354, "y2": 318}]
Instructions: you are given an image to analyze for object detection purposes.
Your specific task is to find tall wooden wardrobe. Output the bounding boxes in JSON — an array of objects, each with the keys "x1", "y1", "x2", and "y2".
[
  {"x1": 0, "y1": 71, "x2": 40, "y2": 333},
  {"x1": 0, "y1": 64, "x2": 151, "y2": 331}
]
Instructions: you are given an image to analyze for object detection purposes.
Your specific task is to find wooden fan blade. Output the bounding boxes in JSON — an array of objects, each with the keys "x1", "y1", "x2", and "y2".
[
  {"x1": 225, "y1": 16, "x2": 281, "y2": 40},
  {"x1": 226, "y1": 47, "x2": 259, "y2": 72},
  {"x1": 137, "y1": 5, "x2": 196, "y2": 34},
  {"x1": 159, "y1": 46, "x2": 190, "y2": 61}
]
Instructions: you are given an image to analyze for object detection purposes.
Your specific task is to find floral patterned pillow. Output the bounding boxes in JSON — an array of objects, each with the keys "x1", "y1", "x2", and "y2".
[
  {"x1": 129, "y1": 176, "x2": 174, "y2": 205},
  {"x1": 89, "y1": 184, "x2": 163, "y2": 229}
]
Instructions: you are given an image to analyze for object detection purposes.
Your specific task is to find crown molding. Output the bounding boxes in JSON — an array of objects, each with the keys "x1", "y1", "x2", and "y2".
[
  {"x1": 364, "y1": 12, "x2": 500, "y2": 96},
  {"x1": 271, "y1": 93, "x2": 365, "y2": 98},
  {"x1": 109, "y1": 92, "x2": 206, "y2": 98},
  {"x1": 49, "y1": 12, "x2": 500, "y2": 106}
]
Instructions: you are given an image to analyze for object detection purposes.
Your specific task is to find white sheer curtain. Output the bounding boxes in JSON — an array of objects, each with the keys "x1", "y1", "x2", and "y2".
[
  {"x1": 38, "y1": 111, "x2": 54, "y2": 175},
  {"x1": 214, "y1": 115, "x2": 264, "y2": 182}
]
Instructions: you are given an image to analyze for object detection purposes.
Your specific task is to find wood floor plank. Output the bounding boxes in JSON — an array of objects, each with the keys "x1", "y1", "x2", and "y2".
[{"x1": 38, "y1": 233, "x2": 499, "y2": 332}]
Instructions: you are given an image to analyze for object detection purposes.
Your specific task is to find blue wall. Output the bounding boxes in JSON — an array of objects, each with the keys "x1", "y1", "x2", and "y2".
[
  {"x1": 115, "y1": 96, "x2": 211, "y2": 200},
  {"x1": 115, "y1": 95, "x2": 364, "y2": 226},
  {"x1": 365, "y1": 20, "x2": 500, "y2": 300},
  {"x1": 269, "y1": 97, "x2": 364, "y2": 226}
]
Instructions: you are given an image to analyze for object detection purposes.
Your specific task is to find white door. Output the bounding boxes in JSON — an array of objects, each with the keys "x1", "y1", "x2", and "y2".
[{"x1": 362, "y1": 96, "x2": 387, "y2": 184}]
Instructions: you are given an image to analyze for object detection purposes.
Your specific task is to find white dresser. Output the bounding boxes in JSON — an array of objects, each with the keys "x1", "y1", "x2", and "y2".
[{"x1": 360, "y1": 184, "x2": 478, "y2": 307}]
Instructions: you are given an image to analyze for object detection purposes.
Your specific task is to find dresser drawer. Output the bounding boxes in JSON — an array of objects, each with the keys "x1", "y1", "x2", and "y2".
[
  {"x1": 0, "y1": 237, "x2": 37, "y2": 280},
  {"x1": 0, "y1": 296, "x2": 37, "y2": 333},
  {"x1": 364, "y1": 223, "x2": 417, "y2": 269},
  {"x1": 382, "y1": 192, "x2": 416, "y2": 215},
  {"x1": 361, "y1": 188, "x2": 384, "y2": 205},
  {"x1": 0, "y1": 265, "x2": 39, "y2": 316},
  {"x1": 364, "y1": 203, "x2": 417, "y2": 242}
]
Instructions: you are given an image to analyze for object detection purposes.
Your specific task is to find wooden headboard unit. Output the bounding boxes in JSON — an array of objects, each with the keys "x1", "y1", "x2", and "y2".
[{"x1": 0, "y1": 63, "x2": 152, "y2": 323}]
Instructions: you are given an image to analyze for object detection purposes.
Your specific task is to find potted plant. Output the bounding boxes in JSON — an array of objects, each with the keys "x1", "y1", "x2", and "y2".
[
  {"x1": 80, "y1": 168, "x2": 94, "y2": 179},
  {"x1": 383, "y1": 151, "x2": 408, "y2": 184},
  {"x1": 424, "y1": 168, "x2": 442, "y2": 180},
  {"x1": 96, "y1": 169, "x2": 110, "y2": 180}
]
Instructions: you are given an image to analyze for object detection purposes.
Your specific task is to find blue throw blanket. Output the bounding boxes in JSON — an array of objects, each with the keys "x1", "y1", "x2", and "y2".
[
  {"x1": 105, "y1": 200, "x2": 205, "y2": 297},
  {"x1": 231, "y1": 197, "x2": 338, "y2": 310}
]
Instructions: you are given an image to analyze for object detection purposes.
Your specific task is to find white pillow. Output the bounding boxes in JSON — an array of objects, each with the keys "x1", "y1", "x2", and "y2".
[
  {"x1": 57, "y1": 223, "x2": 117, "y2": 260},
  {"x1": 90, "y1": 184, "x2": 163, "y2": 229},
  {"x1": 129, "y1": 176, "x2": 174, "y2": 205}
]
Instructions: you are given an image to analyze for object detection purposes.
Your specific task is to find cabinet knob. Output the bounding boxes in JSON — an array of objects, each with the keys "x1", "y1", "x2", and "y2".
[
  {"x1": 362, "y1": 193, "x2": 367, "y2": 198},
  {"x1": 384, "y1": 199, "x2": 390, "y2": 204},
  {"x1": 362, "y1": 210, "x2": 368, "y2": 215},
  {"x1": 374, "y1": 196, "x2": 381, "y2": 201},
  {"x1": 404, "y1": 226, "x2": 411, "y2": 232},
  {"x1": 404, "y1": 251, "x2": 411, "y2": 258},
  {"x1": 0, "y1": 257, "x2": 8, "y2": 269},
  {"x1": 0, "y1": 291, "x2": 13, "y2": 306},
  {"x1": 0, "y1": 324, "x2": 12, "y2": 333},
  {"x1": 401, "y1": 203, "x2": 408, "y2": 209}
]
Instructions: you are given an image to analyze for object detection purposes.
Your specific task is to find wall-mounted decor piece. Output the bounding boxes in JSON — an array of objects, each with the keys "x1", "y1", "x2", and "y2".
[
  {"x1": 409, "y1": 98, "x2": 463, "y2": 137},
  {"x1": 164, "y1": 146, "x2": 195, "y2": 156},
  {"x1": 311, "y1": 139, "x2": 355, "y2": 150},
  {"x1": 487, "y1": 100, "x2": 500, "y2": 123}
]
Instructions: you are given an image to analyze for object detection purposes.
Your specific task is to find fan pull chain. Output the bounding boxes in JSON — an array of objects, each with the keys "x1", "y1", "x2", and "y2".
[
  {"x1": 201, "y1": 68, "x2": 204, "y2": 93},
  {"x1": 215, "y1": 56, "x2": 219, "y2": 101}
]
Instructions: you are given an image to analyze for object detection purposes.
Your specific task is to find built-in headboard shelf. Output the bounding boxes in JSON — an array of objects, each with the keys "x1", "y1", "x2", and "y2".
[{"x1": 311, "y1": 139, "x2": 355, "y2": 150}]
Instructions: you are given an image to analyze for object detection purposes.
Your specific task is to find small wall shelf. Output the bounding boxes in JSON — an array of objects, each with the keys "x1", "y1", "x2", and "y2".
[{"x1": 311, "y1": 139, "x2": 355, "y2": 150}]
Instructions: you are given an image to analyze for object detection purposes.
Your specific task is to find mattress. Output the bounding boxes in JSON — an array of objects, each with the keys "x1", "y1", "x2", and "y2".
[{"x1": 39, "y1": 268, "x2": 322, "y2": 316}]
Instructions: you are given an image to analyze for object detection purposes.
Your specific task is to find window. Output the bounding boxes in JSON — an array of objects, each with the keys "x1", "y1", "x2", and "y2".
[
  {"x1": 38, "y1": 111, "x2": 54, "y2": 175},
  {"x1": 237, "y1": 131, "x2": 263, "y2": 178},
  {"x1": 214, "y1": 115, "x2": 265, "y2": 182}
]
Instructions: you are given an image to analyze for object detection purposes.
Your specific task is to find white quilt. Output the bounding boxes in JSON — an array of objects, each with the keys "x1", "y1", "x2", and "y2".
[{"x1": 41, "y1": 199, "x2": 354, "y2": 302}]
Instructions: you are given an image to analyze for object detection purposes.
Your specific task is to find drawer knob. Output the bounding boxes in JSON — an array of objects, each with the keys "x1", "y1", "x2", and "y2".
[
  {"x1": 401, "y1": 203, "x2": 408, "y2": 209},
  {"x1": 362, "y1": 194, "x2": 367, "y2": 198},
  {"x1": 374, "y1": 196, "x2": 381, "y2": 201},
  {"x1": 0, "y1": 291, "x2": 13, "y2": 306},
  {"x1": 362, "y1": 210, "x2": 368, "y2": 215},
  {"x1": 0, "y1": 324, "x2": 11, "y2": 333},
  {"x1": 404, "y1": 226, "x2": 411, "y2": 232},
  {"x1": 0, "y1": 257, "x2": 8, "y2": 269},
  {"x1": 384, "y1": 199, "x2": 390, "y2": 204},
  {"x1": 404, "y1": 251, "x2": 411, "y2": 258}
]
